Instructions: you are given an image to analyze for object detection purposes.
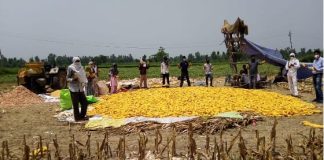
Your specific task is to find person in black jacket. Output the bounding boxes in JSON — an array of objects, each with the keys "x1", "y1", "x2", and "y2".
[{"x1": 178, "y1": 56, "x2": 191, "y2": 87}]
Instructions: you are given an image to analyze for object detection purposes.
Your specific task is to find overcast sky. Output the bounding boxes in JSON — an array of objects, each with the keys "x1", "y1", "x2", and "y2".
[{"x1": 0, "y1": 0, "x2": 323, "y2": 59}]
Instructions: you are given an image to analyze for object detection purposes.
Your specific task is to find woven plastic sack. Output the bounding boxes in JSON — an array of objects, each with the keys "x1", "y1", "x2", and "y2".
[
  {"x1": 59, "y1": 89, "x2": 72, "y2": 110},
  {"x1": 86, "y1": 95, "x2": 98, "y2": 103}
]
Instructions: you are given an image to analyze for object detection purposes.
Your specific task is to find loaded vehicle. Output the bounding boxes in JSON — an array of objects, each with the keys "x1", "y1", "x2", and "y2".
[{"x1": 17, "y1": 62, "x2": 67, "y2": 93}]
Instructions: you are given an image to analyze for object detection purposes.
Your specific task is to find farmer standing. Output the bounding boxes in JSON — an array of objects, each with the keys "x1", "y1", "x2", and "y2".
[
  {"x1": 311, "y1": 50, "x2": 323, "y2": 103},
  {"x1": 109, "y1": 63, "x2": 119, "y2": 93},
  {"x1": 203, "y1": 59, "x2": 213, "y2": 87},
  {"x1": 179, "y1": 56, "x2": 191, "y2": 87},
  {"x1": 285, "y1": 53, "x2": 300, "y2": 97},
  {"x1": 248, "y1": 55, "x2": 261, "y2": 89},
  {"x1": 67, "y1": 57, "x2": 88, "y2": 121},
  {"x1": 139, "y1": 55, "x2": 149, "y2": 88},
  {"x1": 161, "y1": 56, "x2": 170, "y2": 86},
  {"x1": 85, "y1": 61, "x2": 96, "y2": 96},
  {"x1": 248, "y1": 55, "x2": 265, "y2": 89}
]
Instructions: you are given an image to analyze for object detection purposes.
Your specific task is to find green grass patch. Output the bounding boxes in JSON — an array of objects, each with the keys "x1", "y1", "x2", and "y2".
[
  {"x1": 0, "y1": 67, "x2": 19, "y2": 75},
  {"x1": 0, "y1": 63, "x2": 280, "y2": 84},
  {"x1": 0, "y1": 68, "x2": 19, "y2": 84},
  {"x1": 0, "y1": 74, "x2": 17, "y2": 84}
]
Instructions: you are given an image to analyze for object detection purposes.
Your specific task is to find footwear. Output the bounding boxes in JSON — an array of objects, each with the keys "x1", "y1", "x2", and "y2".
[
  {"x1": 312, "y1": 99, "x2": 318, "y2": 102},
  {"x1": 291, "y1": 95, "x2": 301, "y2": 98},
  {"x1": 74, "y1": 116, "x2": 82, "y2": 121},
  {"x1": 82, "y1": 116, "x2": 89, "y2": 121},
  {"x1": 75, "y1": 118, "x2": 84, "y2": 122},
  {"x1": 75, "y1": 116, "x2": 89, "y2": 121}
]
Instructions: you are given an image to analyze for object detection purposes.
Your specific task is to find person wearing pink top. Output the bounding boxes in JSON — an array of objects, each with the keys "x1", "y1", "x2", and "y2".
[{"x1": 109, "y1": 63, "x2": 118, "y2": 93}]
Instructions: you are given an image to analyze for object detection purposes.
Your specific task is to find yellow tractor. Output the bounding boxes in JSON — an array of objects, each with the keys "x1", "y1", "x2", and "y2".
[{"x1": 17, "y1": 62, "x2": 67, "y2": 93}]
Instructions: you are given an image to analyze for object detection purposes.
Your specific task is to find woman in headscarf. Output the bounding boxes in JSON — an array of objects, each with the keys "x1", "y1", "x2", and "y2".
[
  {"x1": 67, "y1": 57, "x2": 88, "y2": 121},
  {"x1": 109, "y1": 63, "x2": 119, "y2": 93},
  {"x1": 85, "y1": 61, "x2": 96, "y2": 96}
]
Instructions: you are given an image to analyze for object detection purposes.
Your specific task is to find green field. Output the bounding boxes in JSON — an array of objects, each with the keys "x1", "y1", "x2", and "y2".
[
  {"x1": 0, "y1": 62, "x2": 280, "y2": 84},
  {"x1": 0, "y1": 67, "x2": 19, "y2": 84},
  {"x1": 98, "y1": 62, "x2": 279, "y2": 80}
]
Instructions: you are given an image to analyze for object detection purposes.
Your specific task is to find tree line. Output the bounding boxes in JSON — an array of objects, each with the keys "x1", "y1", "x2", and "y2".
[{"x1": 0, "y1": 47, "x2": 322, "y2": 68}]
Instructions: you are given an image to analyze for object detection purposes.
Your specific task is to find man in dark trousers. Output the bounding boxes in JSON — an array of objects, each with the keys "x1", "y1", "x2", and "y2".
[
  {"x1": 67, "y1": 57, "x2": 88, "y2": 121},
  {"x1": 179, "y1": 56, "x2": 191, "y2": 87},
  {"x1": 248, "y1": 55, "x2": 262, "y2": 89},
  {"x1": 311, "y1": 50, "x2": 323, "y2": 103},
  {"x1": 203, "y1": 59, "x2": 213, "y2": 87}
]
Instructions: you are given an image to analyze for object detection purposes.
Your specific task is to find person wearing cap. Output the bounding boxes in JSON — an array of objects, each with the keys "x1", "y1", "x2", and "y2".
[
  {"x1": 311, "y1": 50, "x2": 323, "y2": 103},
  {"x1": 109, "y1": 63, "x2": 119, "y2": 93},
  {"x1": 178, "y1": 56, "x2": 191, "y2": 87},
  {"x1": 161, "y1": 56, "x2": 170, "y2": 86},
  {"x1": 85, "y1": 61, "x2": 96, "y2": 96},
  {"x1": 67, "y1": 57, "x2": 88, "y2": 121},
  {"x1": 285, "y1": 53, "x2": 300, "y2": 97},
  {"x1": 139, "y1": 55, "x2": 149, "y2": 88}
]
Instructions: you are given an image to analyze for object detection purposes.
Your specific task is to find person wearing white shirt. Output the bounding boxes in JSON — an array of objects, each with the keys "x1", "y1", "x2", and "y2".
[
  {"x1": 285, "y1": 53, "x2": 300, "y2": 97},
  {"x1": 203, "y1": 59, "x2": 213, "y2": 87},
  {"x1": 161, "y1": 56, "x2": 170, "y2": 86},
  {"x1": 66, "y1": 57, "x2": 88, "y2": 121}
]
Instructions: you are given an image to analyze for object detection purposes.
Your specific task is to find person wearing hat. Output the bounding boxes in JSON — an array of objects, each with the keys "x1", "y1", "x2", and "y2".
[
  {"x1": 311, "y1": 50, "x2": 323, "y2": 103},
  {"x1": 161, "y1": 56, "x2": 170, "y2": 86},
  {"x1": 285, "y1": 53, "x2": 300, "y2": 97},
  {"x1": 67, "y1": 57, "x2": 88, "y2": 121}
]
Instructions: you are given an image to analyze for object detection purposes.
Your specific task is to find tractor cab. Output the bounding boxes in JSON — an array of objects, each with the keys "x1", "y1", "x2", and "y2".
[{"x1": 17, "y1": 62, "x2": 67, "y2": 93}]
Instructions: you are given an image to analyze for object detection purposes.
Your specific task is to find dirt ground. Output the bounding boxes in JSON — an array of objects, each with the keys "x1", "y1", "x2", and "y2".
[{"x1": 0, "y1": 78, "x2": 323, "y2": 158}]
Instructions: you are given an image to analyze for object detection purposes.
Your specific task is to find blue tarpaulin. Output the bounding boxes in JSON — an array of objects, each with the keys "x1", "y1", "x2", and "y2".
[{"x1": 241, "y1": 38, "x2": 313, "y2": 79}]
